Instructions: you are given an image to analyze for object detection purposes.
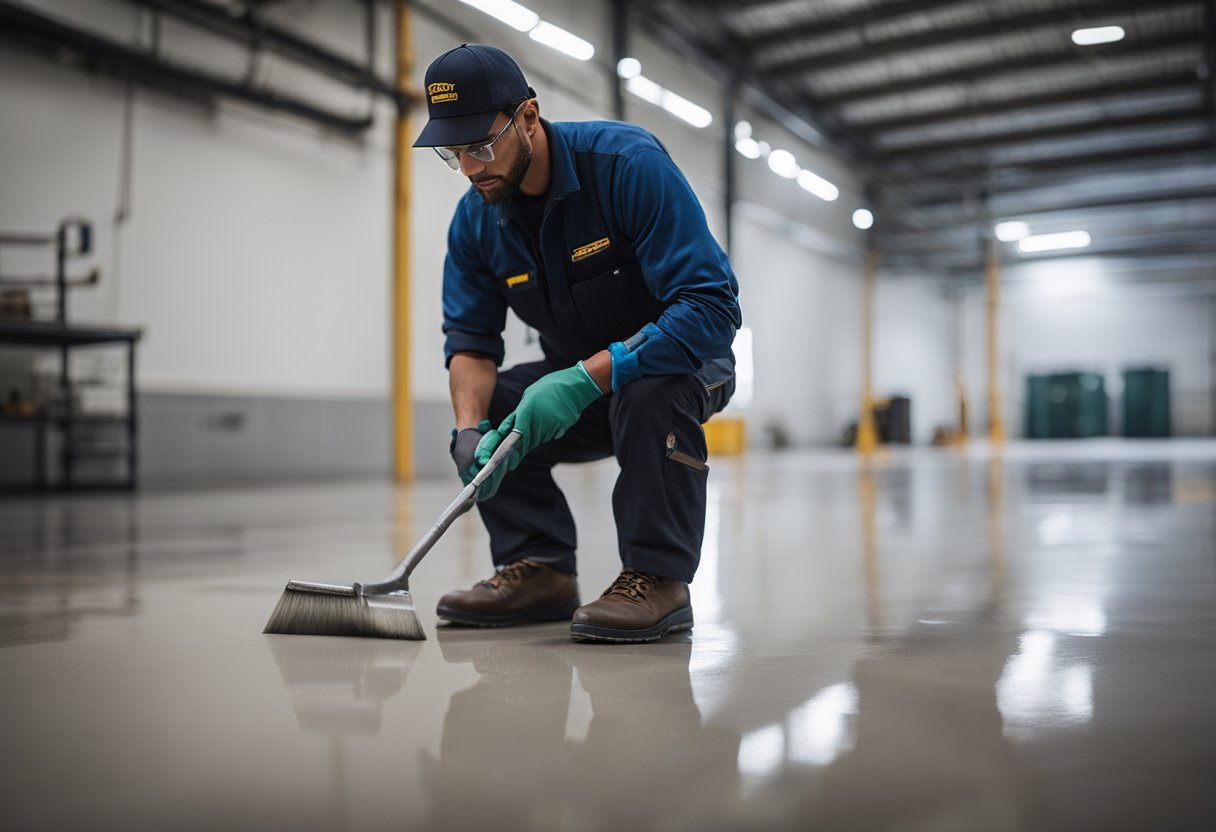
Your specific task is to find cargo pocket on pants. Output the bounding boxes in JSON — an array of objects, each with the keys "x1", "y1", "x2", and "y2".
[{"x1": 664, "y1": 431, "x2": 709, "y2": 472}]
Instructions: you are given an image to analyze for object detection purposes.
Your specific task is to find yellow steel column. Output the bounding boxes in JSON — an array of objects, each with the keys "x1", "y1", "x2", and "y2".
[
  {"x1": 954, "y1": 288, "x2": 969, "y2": 444},
  {"x1": 857, "y1": 246, "x2": 879, "y2": 454},
  {"x1": 985, "y1": 239, "x2": 1005, "y2": 444},
  {"x1": 392, "y1": 1, "x2": 414, "y2": 481}
]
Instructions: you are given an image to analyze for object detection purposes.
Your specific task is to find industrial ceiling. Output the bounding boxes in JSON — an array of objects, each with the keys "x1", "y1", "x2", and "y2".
[{"x1": 644, "y1": 0, "x2": 1216, "y2": 280}]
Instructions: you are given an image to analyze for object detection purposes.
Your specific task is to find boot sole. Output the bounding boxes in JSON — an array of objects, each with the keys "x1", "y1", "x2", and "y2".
[
  {"x1": 569, "y1": 606, "x2": 694, "y2": 643},
  {"x1": 436, "y1": 596, "x2": 581, "y2": 628}
]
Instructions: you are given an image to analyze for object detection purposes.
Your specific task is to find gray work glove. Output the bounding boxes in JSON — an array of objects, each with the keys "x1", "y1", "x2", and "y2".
[{"x1": 450, "y1": 419, "x2": 492, "y2": 485}]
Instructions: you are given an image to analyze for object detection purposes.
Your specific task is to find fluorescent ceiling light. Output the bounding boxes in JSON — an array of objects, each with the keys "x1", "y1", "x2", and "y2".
[
  {"x1": 529, "y1": 21, "x2": 594, "y2": 60},
  {"x1": 767, "y1": 148, "x2": 799, "y2": 179},
  {"x1": 1071, "y1": 25, "x2": 1125, "y2": 46},
  {"x1": 735, "y1": 137, "x2": 761, "y2": 159},
  {"x1": 994, "y1": 220, "x2": 1030, "y2": 241},
  {"x1": 756, "y1": 140, "x2": 771, "y2": 157},
  {"x1": 1017, "y1": 230, "x2": 1091, "y2": 253},
  {"x1": 662, "y1": 90, "x2": 713, "y2": 128},
  {"x1": 625, "y1": 74, "x2": 663, "y2": 106},
  {"x1": 852, "y1": 208, "x2": 874, "y2": 230},
  {"x1": 734, "y1": 120, "x2": 752, "y2": 140},
  {"x1": 625, "y1": 74, "x2": 712, "y2": 128},
  {"x1": 616, "y1": 57, "x2": 641, "y2": 79},
  {"x1": 458, "y1": 0, "x2": 538, "y2": 33},
  {"x1": 797, "y1": 169, "x2": 839, "y2": 201}
]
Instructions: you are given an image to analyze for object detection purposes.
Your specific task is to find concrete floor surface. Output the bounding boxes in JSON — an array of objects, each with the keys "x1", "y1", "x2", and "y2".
[{"x1": 1, "y1": 440, "x2": 1213, "y2": 831}]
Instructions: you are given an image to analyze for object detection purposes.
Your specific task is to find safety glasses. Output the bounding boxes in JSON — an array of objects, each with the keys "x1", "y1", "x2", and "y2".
[{"x1": 434, "y1": 101, "x2": 525, "y2": 171}]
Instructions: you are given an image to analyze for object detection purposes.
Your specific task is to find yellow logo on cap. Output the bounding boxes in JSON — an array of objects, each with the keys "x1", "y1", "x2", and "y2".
[
  {"x1": 571, "y1": 237, "x2": 611, "y2": 262},
  {"x1": 428, "y1": 82, "x2": 458, "y2": 104}
]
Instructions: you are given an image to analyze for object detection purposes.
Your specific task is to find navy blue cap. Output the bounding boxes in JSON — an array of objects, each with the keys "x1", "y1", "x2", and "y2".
[{"x1": 413, "y1": 44, "x2": 535, "y2": 148}]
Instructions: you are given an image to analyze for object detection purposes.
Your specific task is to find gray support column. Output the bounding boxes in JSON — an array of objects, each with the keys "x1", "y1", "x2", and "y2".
[
  {"x1": 1206, "y1": 0, "x2": 1215, "y2": 145},
  {"x1": 723, "y1": 78, "x2": 737, "y2": 258},
  {"x1": 611, "y1": 0, "x2": 628, "y2": 121}
]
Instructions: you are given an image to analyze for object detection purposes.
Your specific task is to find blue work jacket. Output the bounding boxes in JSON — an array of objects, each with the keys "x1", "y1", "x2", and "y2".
[{"x1": 442, "y1": 118, "x2": 741, "y2": 392}]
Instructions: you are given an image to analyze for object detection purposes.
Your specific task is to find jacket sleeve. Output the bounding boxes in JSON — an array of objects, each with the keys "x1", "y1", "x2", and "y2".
[
  {"x1": 608, "y1": 147, "x2": 741, "y2": 390},
  {"x1": 442, "y1": 200, "x2": 508, "y2": 368}
]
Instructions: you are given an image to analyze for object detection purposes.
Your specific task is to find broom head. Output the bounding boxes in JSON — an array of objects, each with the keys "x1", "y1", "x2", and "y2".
[{"x1": 263, "y1": 580, "x2": 426, "y2": 640}]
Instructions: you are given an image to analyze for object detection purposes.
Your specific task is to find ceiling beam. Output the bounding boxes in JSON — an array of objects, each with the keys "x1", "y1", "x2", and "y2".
[
  {"x1": 881, "y1": 240, "x2": 1216, "y2": 272},
  {"x1": 879, "y1": 107, "x2": 1205, "y2": 159},
  {"x1": 742, "y1": 0, "x2": 980, "y2": 51},
  {"x1": 643, "y1": 4, "x2": 864, "y2": 158},
  {"x1": 882, "y1": 215, "x2": 1216, "y2": 249},
  {"x1": 657, "y1": 0, "x2": 784, "y2": 10},
  {"x1": 896, "y1": 184, "x2": 1216, "y2": 221},
  {"x1": 850, "y1": 72, "x2": 1200, "y2": 134},
  {"x1": 881, "y1": 151, "x2": 1216, "y2": 205},
  {"x1": 758, "y1": 0, "x2": 1197, "y2": 75},
  {"x1": 810, "y1": 30, "x2": 1198, "y2": 107},
  {"x1": 882, "y1": 138, "x2": 1214, "y2": 185}
]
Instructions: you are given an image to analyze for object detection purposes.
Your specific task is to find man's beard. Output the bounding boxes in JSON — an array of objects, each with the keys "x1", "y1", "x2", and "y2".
[{"x1": 475, "y1": 139, "x2": 531, "y2": 205}]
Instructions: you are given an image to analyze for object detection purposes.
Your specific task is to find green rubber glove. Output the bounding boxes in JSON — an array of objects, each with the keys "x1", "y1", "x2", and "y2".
[{"x1": 475, "y1": 363, "x2": 603, "y2": 485}]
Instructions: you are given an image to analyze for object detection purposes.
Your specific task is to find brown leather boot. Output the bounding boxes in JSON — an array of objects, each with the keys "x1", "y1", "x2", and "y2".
[
  {"x1": 436, "y1": 559, "x2": 580, "y2": 627},
  {"x1": 570, "y1": 569, "x2": 693, "y2": 643}
]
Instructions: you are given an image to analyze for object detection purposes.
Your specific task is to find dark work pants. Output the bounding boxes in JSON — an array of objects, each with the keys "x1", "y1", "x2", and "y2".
[{"x1": 477, "y1": 359, "x2": 733, "y2": 583}]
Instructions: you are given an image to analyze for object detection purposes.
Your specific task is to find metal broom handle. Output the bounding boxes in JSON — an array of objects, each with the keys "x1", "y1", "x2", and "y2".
[{"x1": 356, "y1": 430, "x2": 522, "y2": 596}]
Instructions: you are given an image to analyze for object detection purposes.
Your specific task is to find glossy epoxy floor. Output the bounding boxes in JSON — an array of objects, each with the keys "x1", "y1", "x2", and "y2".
[{"x1": 1, "y1": 441, "x2": 1214, "y2": 832}]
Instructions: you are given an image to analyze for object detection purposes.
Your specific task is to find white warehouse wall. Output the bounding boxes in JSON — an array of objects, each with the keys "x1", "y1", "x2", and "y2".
[
  {"x1": 960, "y1": 259, "x2": 1216, "y2": 438},
  {"x1": 874, "y1": 278, "x2": 957, "y2": 444},
  {"x1": 0, "y1": 0, "x2": 397, "y2": 399}
]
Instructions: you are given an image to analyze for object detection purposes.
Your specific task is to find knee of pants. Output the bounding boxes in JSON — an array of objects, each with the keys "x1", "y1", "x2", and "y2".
[{"x1": 612, "y1": 375, "x2": 706, "y2": 430}]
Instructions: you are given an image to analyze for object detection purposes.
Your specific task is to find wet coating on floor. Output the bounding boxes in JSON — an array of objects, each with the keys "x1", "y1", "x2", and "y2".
[{"x1": 1, "y1": 440, "x2": 1214, "y2": 831}]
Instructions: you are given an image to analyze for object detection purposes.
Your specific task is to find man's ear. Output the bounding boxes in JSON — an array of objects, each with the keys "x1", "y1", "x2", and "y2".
[{"x1": 523, "y1": 100, "x2": 540, "y2": 131}]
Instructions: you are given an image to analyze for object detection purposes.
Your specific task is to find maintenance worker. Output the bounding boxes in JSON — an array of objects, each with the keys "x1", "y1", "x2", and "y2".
[{"x1": 413, "y1": 44, "x2": 741, "y2": 643}]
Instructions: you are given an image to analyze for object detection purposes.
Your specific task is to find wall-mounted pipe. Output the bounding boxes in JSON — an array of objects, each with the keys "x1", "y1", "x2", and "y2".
[
  {"x1": 129, "y1": 0, "x2": 408, "y2": 111},
  {"x1": 0, "y1": 2, "x2": 374, "y2": 134}
]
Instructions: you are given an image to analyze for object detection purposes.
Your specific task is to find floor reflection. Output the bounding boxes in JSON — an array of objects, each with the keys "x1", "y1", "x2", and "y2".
[
  {"x1": 812, "y1": 620, "x2": 1022, "y2": 831},
  {"x1": 564, "y1": 639, "x2": 741, "y2": 828},
  {"x1": 730, "y1": 453, "x2": 1023, "y2": 829},
  {"x1": 265, "y1": 636, "x2": 421, "y2": 734},
  {"x1": 427, "y1": 627, "x2": 741, "y2": 831},
  {"x1": 425, "y1": 627, "x2": 578, "y2": 831},
  {"x1": 265, "y1": 637, "x2": 422, "y2": 830},
  {"x1": 0, "y1": 499, "x2": 141, "y2": 646}
]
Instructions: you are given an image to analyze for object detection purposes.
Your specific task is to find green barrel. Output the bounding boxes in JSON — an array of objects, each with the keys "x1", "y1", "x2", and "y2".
[{"x1": 1122, "y1": 368, "x2": 1170, "y2": 437}]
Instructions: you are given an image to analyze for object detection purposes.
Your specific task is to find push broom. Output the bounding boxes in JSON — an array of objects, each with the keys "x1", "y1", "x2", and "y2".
[{"x1": 264, "y1": 430, "x2": 521, "y2": 641}]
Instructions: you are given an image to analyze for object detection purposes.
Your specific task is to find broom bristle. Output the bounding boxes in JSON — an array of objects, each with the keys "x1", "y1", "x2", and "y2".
[{"x1": 263, "y1": 583, "x2": 426, "y2": 640}]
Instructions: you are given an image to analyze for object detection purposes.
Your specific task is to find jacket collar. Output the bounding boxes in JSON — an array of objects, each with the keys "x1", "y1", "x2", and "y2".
[
  {"x1": 495, "y1": 119, "x2": 580, "y2": 227},
  {"x1": 542, "y1": 119, "x2": 580, "y2": 200}
]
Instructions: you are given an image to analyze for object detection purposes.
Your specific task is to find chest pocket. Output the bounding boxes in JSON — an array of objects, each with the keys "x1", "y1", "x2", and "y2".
[
  {"x1": 562, "y1": 153, "x2": 668, "y2": 351},
  {"x1": 570, "y1": 260, "x2": 668, "y2": 349},
  {"x1": 501, "y1": 270, "x2": 548, "y2": 330}
]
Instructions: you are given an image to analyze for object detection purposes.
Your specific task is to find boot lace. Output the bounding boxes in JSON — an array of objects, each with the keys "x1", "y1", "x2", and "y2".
[
  {"x1": 480, "y1": 559, "x2": 539, "y2": 591},
  {"x1": 602, "y1": 569, "x2": 661, "y2": 601}
]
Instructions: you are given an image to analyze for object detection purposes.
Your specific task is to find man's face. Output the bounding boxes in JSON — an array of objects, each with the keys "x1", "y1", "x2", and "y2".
[{"x1": 457, "y1": 111, "x2": 531, "y2": 205}]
